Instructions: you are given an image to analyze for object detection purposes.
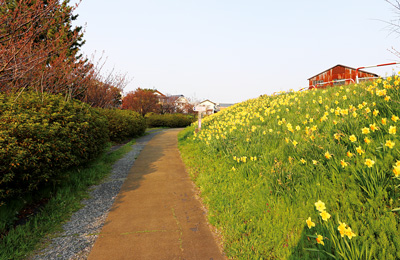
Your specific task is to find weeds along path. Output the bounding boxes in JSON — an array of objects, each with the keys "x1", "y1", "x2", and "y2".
[
  {"x1": 88, "y1": 128, "x2": 225, "y2": 260},
  {"x1": 32, "y1": 130, "x2": 164, "y2": 260}
]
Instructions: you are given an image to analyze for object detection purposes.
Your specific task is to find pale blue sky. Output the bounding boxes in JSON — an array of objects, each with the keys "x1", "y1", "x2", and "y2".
[{"x1": 72, "y1": 0, "x2": 399, "y2": 103}]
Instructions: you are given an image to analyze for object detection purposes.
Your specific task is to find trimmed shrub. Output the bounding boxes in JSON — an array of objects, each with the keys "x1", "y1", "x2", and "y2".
[
  {"x1": 0, "y1": 91, "x2": 109, "y2": 203},
  {"x1": 97, "y1": 108, "x2": 146, "y2": 143},
  {"x1": 146, "y1": 113, "x2": 195, "y2": 128}
]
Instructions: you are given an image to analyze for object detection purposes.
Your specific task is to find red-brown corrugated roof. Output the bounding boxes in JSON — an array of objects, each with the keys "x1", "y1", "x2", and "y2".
[{"x1": 307, "y1": 64, "x2": 379, "y2": 80}]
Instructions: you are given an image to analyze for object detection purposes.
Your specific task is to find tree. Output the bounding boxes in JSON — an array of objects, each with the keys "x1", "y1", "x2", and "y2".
[
  {"x1": 385, "y1": 0, "x2": 400, "y2": 57},
  {"x1": 0, "y1": 0, "x2": 88, "y2": 97},
  {"x1": 122, "y1": 88, "x2": 159, "y2": 116}
]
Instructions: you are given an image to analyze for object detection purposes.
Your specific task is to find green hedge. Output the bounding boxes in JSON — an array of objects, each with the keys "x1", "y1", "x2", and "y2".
[
  {"x1": 97, "y1": 108, "x2": 146, "y2": 143},
  {"x1": 146, "y1": 113, "x2": 195, "y2": 128},
  {"x1": 0, "y1": 91, "x2": 109, "y2": 203}
]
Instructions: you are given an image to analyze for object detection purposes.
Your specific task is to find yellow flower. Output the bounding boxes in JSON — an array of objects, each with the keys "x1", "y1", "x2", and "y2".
[
  {"x1": 292, "y1": 140, "x2": 298, "y2": 147},
  {"x1": 382, "y1": 118, "x2": 387, "y2": 125},
  {"x1": 392, "y1": 115, "x2": 399, "y2": 122},
  {"x1": 385, "y1": 96, "x2": 391, "y2": 101},
  {"x1": 306, "y1": 217, "x2": 316, "y2": 229},
  {"x1": 312, "y1": 160, "x2": 318, "y2": 165},
  {"x1": 300, "y1": 158, "x2": 306, "y2": 164},
  {"x1": 315, "y1": 200, "x2": 326, "y2": 212},
  {"x1": 334, "y1": 133, "x2": 341, "y2": 140},
  {"x1": 364, "y1": 137, "x2": 371, "y2": 144},
  {"x1": 365, "y1": 107, "x2": 371, "y2": 114},
  {"x1": 369, "y1": 123, "x2": 378, "y2": 132},
  {"x1": 316, "y1": 234, "x2": 324, "y2": 245},
  {"x1": 361, "y1": 127, "x2": 370, "y2": 134},
  {"x1": 349, "y1": 135, "x2": 357, "y2": 142},
  {"x1": 340, "y1": 160, "x2": 348, "y2": 168},
  {"x1": 338, "y1": 222, "x2": 347, "y2": 237},
  {"x1": 385, "y1": 140, "x2": 395, "y2": 149},
  {"x1": 389, "y1": 125, "x2": 397, "y2": 135},
  {"x1": 324, "y1": 151, "x2": 332, "y2": 159},
  {"x1": 347, "y1": 151, "x2": 354, "y2": 157},
  {"x1": 365, "y1": 159, "x2": 375, "y2": 168},
  {"x1": 393, "y1": 165, "x2": 400, "y2": 177},
  {"x1": 345, "y1": 227, "x2": 356, "y2": 239},
  {"x1": 232, "y1": 167, "x2": 236, "y2": 171},
  {"x1": 320, "y1": 211, "x2": 331, "y2": 221},
  {"x1": 356, "y1": 146, "x2": 365, "y2": 155},
  {"x1": 373, "y1": 109, "x2": 379, "y2": 116}
]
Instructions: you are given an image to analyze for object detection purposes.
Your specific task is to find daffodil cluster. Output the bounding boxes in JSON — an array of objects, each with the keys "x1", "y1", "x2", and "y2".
[{"x1": 306, "y1": 200, "x2": 356, "y2": 249}]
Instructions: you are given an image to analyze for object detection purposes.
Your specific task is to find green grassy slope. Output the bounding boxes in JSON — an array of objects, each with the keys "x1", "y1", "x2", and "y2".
[{"x1": 179, "y1": 78, "x2": 400, "y2": 259}]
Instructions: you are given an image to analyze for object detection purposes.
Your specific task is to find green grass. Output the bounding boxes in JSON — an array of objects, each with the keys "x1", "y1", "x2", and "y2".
[
  {"x1": 179, "y1": 78, "x2": 400, "y2": 259},
  {"x1": 0, "y1": 138, "x2": 137, "y2": 260}
]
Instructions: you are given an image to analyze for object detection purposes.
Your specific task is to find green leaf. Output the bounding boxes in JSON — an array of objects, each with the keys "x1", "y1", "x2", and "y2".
[{"x1": 304, "y1": 248, "x2": 321, "y2": 252}]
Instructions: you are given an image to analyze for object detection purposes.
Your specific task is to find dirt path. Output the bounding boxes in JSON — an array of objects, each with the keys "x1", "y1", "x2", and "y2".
[{"x1": 88, "y1": 129, "x2": 225, "y2": 260}]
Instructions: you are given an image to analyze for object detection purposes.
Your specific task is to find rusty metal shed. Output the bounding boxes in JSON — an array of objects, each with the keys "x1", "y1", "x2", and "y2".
[{"x1": 308, "y1": 64, "x2": 379, "y2": 89}]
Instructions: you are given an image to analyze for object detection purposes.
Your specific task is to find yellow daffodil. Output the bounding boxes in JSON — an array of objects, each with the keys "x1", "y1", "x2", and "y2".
[
  {"x1": 393, "y1": 165, "x2": 400, "y2": 177},
  {"x1": 345, "y1": 227, "x2": 356, "y2": 239},
  {"x1": 356, "y1": 146, "x2": 365, "y2": 155},
  {"x1": 340, "y1": 160, "x2": 348, "y2": 168},
  {"x1": 316, "y1": 234, "x2": 324, "y2": 245},
  {"x1": 364, "y1": 137, "x2": 371, "y2": 144},
  {"x1": 338, "y1": 222, "x2": 347, "y2": 237},
  {"x1": 347, "y1": 151, "x2": 354, "y2": 157},
  {"x1": 306, "y1": 217, "x2": 315, "y2": 229},
  {"x1": 365, "y1": 159, "x2": 375, "y2": 168},
  {"x1": 300, "y1": 158, "x2": 306, "y2": 164},
  {"x1": 385, "y1": 140, "x2": 395, "y2": 149},
  {"x1": 324, "y1": 151, "x2": 332, "y2": 159},
  {"x1": 292, "y1": 140, "x2": 298, "y2": 147},
  {"x1": 373, "y1": 109, "x2": 379, "y2": 116},
  {"x1": 315, "y1": 200, "x2": 326, "y2": 212},
  {"x1": 312, "y1": 160, "x2": 318, "y2": 165},
  {"x1": 382, "y1": 118, "x2": 387, "y2": 125},
  {"x1": 334, "y1": 133, "x2": 341, "y2": 140},
  {"x1": 369, "y1": 123, "x2": 378, "y2": 132},
  {"x1": 392, "y1": 115, "x2": 399, "y2": 122},
  {"x1": 361, "y1": 127, "x2": 370, "y2": 134},
  {"x1": 349, "y1": 135, "x2": 357, "y2": 142},
  {"x1": 320, "y1": 211, "x2": 331, "y2": 221},
  {"x1": 389, "y1": 126, "x2": 397, "y2": 135}
]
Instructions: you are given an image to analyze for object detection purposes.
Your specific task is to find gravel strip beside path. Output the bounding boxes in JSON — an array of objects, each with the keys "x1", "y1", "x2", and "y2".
[{"x1": 31, "y1": 130, "x2": 164, "y2": 260}]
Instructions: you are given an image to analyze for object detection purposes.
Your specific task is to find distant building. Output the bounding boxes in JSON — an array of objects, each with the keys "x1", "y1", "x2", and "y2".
[
  {"x1": 217, "y1": 103, "x2": 235, "y2": 111},
  {"x1": 197, "y1": 100, "x2": 217, "y2": 115},
  {"x1": 308, "y1": 64, "x2": 379, "y2": 89}
]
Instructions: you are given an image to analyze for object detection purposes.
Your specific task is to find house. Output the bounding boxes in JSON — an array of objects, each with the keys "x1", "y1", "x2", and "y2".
[
  {"x1": 154, "y1": 90, "x2": 191, "y2": 113},
  {"x1": 168, "y1": 95, "x2": 190, "y2": 113},
  {"x1": 197, "y1": 100, "x2": 217, "y2": 115},
  {"x1": 308, "y1": 64, "x2": 379, "y2": 89}
]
